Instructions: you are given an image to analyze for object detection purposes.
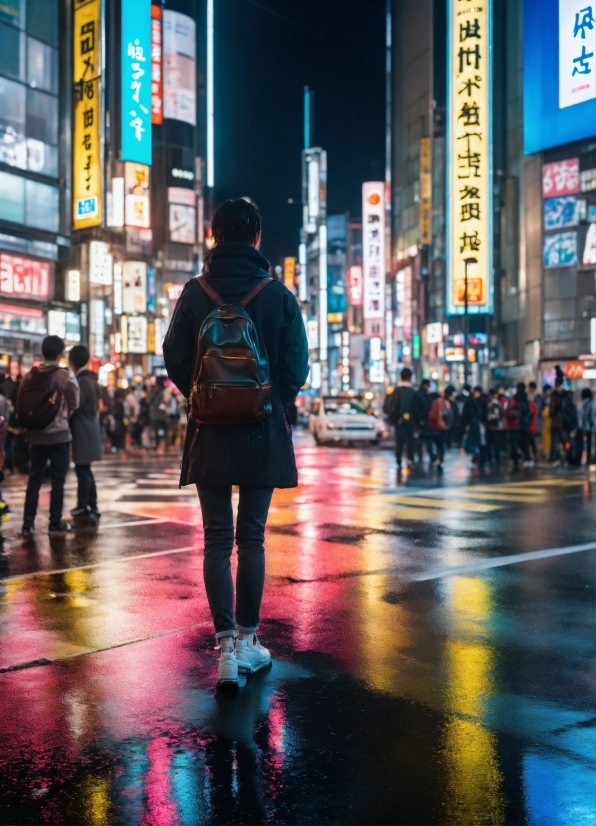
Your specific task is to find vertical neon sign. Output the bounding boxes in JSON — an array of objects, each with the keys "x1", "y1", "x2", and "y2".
[{"x1": 447, "y1": 0, "x2": 493, "y2": 315}]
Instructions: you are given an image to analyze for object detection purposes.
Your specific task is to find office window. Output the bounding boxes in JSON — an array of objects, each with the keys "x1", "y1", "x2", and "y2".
[
  {"x1": 27, "y1": 138, "x2": 57, "y2": 177},
  {"x1": 27, "y1": 37, "x2": 57, "y2": 94},
  {"x1": 0, "y1": 21, "x2": 23, "y2": 80},
  {"x1": 0, "y1": 170, "x2": 25, "y2": 223},
  {"x1": 26, "y1": 0, "x2": 57, "y2": 46},
  {"x1": 0, "y1": 75, "x2": 26, "y2": 167},
  {"x1": 25, "y1": 178, "x2": 58, "y2": 231},
  {"x1": 26, "y1": 87, "x2": 57, "y2": 145}
]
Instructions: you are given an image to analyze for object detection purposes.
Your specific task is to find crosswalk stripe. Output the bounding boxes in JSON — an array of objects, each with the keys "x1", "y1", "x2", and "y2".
[
  {"x1": 455, "y1": 491, "x2": 548, "y2": 502},
  {"x1": 390, "y1": 496, "x2": 501, "y2": 512}
]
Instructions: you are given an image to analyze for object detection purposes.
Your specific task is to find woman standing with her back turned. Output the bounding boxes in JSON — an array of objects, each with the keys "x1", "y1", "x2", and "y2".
[{"x1": 163, "y1": 199, "x2": 309, "y2": 688}]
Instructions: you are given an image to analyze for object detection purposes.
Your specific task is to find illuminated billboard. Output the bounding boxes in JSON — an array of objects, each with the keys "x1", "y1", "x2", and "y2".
[
  {"x1": 125, "y1": 162, "x2": 151, "y2": 228},
  {"x1": 151, "y1": 5, "x2": 163, "y2": 125},
  {"x1": 163, "y1": 10, "x2": 196, "y2": 126},
  {"x1": 73, "y1": 0, "x2": 102, "y2": 229},
  {"x1": 121, "y1": 0, "x2": 152, "y2": 165},
  {"x1": 447, "y1": 0, "x2": 493, "y2": 316},
  {"x1": 362, "y1": 182, "x2": 385, "y2": 322},
  {"x1": 0, "y1": 254, "x2": 51, "y2": 299},
  {"x1": 524, "y1": 0, "x2": 596, "y2": 154}
]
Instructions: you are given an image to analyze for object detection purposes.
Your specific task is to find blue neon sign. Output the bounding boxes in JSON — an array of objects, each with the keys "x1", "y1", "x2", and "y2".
[
  {"x1": 121, "y1": 0, "x2": 152, "y2": 165},
  {"x1": 524, "y1": 0, "x2": 596, "y2": 154}
]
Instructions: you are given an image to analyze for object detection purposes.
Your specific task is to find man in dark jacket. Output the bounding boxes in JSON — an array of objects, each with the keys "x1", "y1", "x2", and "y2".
[
  {"x1": 387, "y1": 367, "x2": 416, "y2": 471},
  {"x1": 163, "y1": 199, "x2": 309, "y2": 688},
  {"x1": 19, "y1": 335, "x2": 80, "y2": 536},
  {"x1": 69, "y1": 345, "x2": 102, "y2": 519}
]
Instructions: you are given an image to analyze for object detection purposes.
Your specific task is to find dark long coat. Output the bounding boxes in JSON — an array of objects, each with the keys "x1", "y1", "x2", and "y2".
[
  {"x1": 163, "y1": 243, "x2": 309, "y2": 488},
  {"x1": 71, "y1": 369, "x2": 103, "y2": 465}
]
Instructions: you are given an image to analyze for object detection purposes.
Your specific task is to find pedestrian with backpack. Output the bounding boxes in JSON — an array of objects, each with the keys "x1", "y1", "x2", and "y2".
[
  {"x1": 387, "y1": 367, "x2": 416, "y2": 471},
  {"x1": 505, "y1": 383, "x2": 530, "y2": 470},
  {"x1": 163, "y1": 199, "x2": 309, "y2": 688},
  {"x1": 427, "y1": 389, "x2": 453, "y2": 471},
  {"x1": 17, "y1": 336, "x2": 80, "y2": 536}
]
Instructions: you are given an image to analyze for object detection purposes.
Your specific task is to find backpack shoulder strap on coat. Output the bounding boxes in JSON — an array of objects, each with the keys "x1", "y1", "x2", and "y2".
[
  {"x1": 239, "y1": 277, "x2": 274, "y2": 309},
  {"x1": 197, "y1": 275, "x2": 225, "y2": 306}
]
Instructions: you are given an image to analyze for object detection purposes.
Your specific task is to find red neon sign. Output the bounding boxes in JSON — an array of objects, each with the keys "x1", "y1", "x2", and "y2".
[
  {"x1": 151, "y1": 5, "x2": 163, "y2": 125},
  {"x1": 0, "y1": 254, "x2": 51, "y2": 300}
]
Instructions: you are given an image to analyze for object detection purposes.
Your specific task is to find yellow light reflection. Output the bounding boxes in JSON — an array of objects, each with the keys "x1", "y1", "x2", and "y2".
[
  {"x1": 443, "y1": 576, "x2": 505, "y2": 824},
  {"x1": 75, "y1": 775, "x2": 112, "y2": 825}
]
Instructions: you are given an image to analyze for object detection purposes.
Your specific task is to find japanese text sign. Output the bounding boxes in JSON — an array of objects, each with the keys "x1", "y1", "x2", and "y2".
[
  {"x1": 73, "y1": 0, "x2": 102, "y2": 229},
  {"x1": 122, "y1": 0, "x2": 152, "y2": 165},
  {"x1": 542, "y1": 158, "x2": 580, "y2": 197},
  {"x1": 559, "y1": 0, "x2": 596, "y2": 108},
  {"x1": 0, "y1": 254, "x2": 51, "y2": 300},
  {"x1": 362, "y1": 182, "x2": 385, "y2": 321},
  {"x1": 447, "y1": 0, "x2": 493, "y2": 315},
  {"x1": 151, "y1": 5, "x2": 163, "y2": 124}
]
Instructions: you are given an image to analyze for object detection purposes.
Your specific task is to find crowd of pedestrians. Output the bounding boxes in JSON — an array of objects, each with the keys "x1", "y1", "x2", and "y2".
[
  {"x1": 0, "y1": 342, "x2": 189, "y2": 535},
  {"x1": 384, "y1": 366, "x2": 596, "y2": 474}
]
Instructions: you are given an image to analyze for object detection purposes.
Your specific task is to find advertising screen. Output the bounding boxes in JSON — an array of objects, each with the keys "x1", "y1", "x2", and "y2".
[
  {"x1": 169, "y1": 203, "x2": 195, "y2": 244},
  {"x1": 124, "y1": 162, "x2": 151, "y2": 228},
  {"x1": 524, "y1": 0, "x2": 596, "y2": 154},
  {"x1": 163, "y1": 10, "x2": 196, "y2": 126},
  {"x1": 122, "y1": 261, "x2": 147, "y2": 314}
]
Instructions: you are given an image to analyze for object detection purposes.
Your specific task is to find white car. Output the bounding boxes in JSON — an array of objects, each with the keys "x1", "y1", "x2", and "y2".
[{"x1": 309, "y1": 397, "x2": 388, "y2": 446}]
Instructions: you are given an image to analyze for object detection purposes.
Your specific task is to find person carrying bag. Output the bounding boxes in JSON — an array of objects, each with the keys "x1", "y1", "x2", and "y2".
[{"x1": 164, "y1": 199, "x2": 309, "y2": 688}]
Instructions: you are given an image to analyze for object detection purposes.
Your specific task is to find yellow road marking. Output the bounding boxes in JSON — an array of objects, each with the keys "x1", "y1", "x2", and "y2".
[
  {"x1": 390, "y1": 496, "x2": 501, "y2": 513},
  {"x1": 456, "y1": 491, "x2": 548, "y2": 503}
]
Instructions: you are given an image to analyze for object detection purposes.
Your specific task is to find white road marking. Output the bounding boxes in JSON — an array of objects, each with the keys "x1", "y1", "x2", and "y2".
[
  {"x1": 411, "y1": 541, "x2": 596, "y2": 582},
  {"x1": 0, "y1": 544, "x2": 200, "y2": 582},
  {"x1": 0, "y1": 621, "x2": 213, "y2": 673}
]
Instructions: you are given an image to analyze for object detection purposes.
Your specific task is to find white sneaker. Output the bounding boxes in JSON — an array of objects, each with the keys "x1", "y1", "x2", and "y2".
[
  {"x1": 235, "y1": 632, "x2": 272, "y2": 674},
  {"x1": 217, "y1": 636, "x2": 239, "y2": 687}
]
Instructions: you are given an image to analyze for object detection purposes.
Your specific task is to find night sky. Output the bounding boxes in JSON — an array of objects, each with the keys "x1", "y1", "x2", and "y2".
[{"x1": 214, "y1": 0, "x2": 386, "y2": 267}]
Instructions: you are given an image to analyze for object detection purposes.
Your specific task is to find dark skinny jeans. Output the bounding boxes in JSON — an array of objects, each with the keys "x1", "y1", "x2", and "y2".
[
  {"x1": 75, "y1": 464, "x2": 97, "y2": 510},
  {"x1": 197, "y1": 485, "x2": 274, "y2": 637},
  {"x1": 23, "y1": 442, "x2": 70, "y2": 527}
]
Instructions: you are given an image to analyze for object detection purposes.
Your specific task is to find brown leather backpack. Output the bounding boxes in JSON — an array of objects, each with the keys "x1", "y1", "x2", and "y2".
[{"x1": 189, "y1": 276, "x2": 274, "y2": 425}]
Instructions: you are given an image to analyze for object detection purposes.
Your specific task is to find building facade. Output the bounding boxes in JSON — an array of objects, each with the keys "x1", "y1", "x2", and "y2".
[
  {"x1": 389, "y1": 0, "x2": 596, "y2": 389},
  {"x1": 0, "y1": 0, "x2": 209, "y2": 386}
]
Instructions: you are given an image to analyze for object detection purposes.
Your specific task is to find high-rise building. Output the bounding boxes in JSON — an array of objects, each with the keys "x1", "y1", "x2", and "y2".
[
  {"x1": 0, "y1": 0, "x2": 74, "y2": 375},
  {"x1": 0, "y1": 0, "x2": 209, "y2": 384},
  {"x1": 389, "y1": 0, "x2": 596, "y2": 388}
]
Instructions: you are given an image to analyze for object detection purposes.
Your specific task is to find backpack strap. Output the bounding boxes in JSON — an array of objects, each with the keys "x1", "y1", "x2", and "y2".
[
  {"x1": 197, "y1": 275, "x2": 225, "y2": 306},
  {"x1": 239, "y1": 277, "x2": 274, "y2": 308}
]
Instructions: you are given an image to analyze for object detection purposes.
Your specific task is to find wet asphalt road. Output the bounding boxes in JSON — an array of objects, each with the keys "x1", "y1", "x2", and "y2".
[{"x1": 0, "y1": 432, "x2": 594, "y2": 825}]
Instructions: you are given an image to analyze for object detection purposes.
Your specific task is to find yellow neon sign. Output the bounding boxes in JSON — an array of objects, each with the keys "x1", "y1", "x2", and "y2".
[
  {"x1": 448, "y1": 0, "x2": 492, "y2": 314},
  {"x1": 73, "y1": 0, "x2": 102, "y2": 229}
]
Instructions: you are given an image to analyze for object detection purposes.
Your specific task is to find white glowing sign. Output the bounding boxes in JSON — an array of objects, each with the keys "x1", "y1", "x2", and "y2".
[
  {"x1": 559, "y1": 0, "x2": 596, "y2": 108},
  {"x1": 362, "y1": 182, "x2": 385, "y2": 321}
]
